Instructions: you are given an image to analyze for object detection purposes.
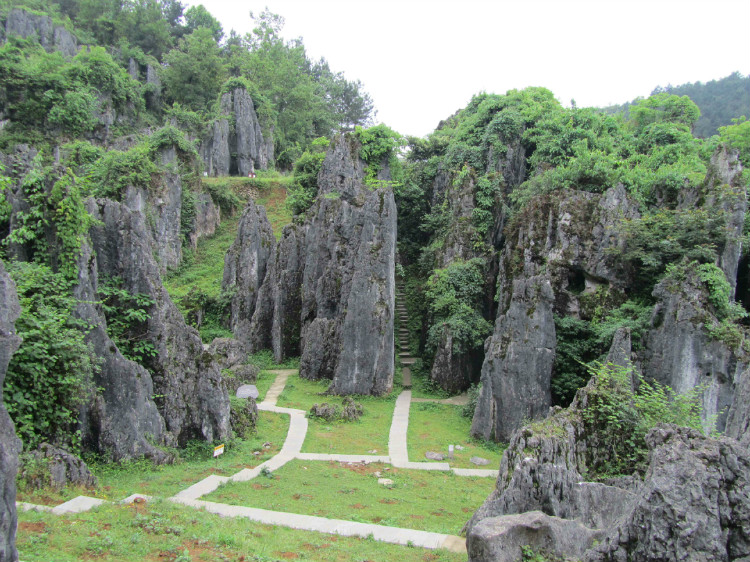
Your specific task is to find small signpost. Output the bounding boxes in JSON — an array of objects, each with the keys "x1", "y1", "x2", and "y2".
[{"x1": 213, "y1": 444, "x2": 225, "y2": 457}]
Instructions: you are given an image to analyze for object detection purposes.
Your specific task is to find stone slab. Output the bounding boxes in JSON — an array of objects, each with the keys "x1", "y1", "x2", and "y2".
[{"x1": 51, "y1": 496, "x2": 108, "y2": 514}]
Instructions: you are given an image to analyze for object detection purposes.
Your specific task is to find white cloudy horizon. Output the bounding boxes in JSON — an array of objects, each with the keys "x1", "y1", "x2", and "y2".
[{"x1": 185, "y1": 0, "x2": 750, "y2": 137}]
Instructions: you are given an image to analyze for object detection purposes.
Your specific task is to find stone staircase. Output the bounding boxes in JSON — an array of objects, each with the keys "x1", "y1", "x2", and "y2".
[{"x1": 396, "y1": 282, "x2": 415, "y2": 387}]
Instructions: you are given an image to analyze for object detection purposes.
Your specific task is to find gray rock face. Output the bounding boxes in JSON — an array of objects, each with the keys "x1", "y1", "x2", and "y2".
[
  {"x1": 641, "y1": 272, "x2": 739, "y2": 433},
  {"x1": 429, "y1": 327, "x2": 476, "y2": 394},
  {"x1": 472, "y1": 185, "x2": 640, "y2": 442},
  {"x1": 584, "y1": 425, "x2": 750, "y2": 562},
  {"x1": 705, "y1": 146, "x2": 747, "y2": 294},
  {"x1": 240, "y1": 134, "x2": 396, "y2": 395},
  {"x1": 87, "y1": 198, "x2": 230, "y2": 447},
  {"x1": 470, "y1": 268, "x2": 556, "y2": 443},
  {"x1": 223, "y1": 200, "x2": 275, "y2": 343},
  {"x1": 469, "y1": 511, "x2": 604, "y2": 562},
  {"x1": 4, "y1": 8, "x2": 78, "y2": 57},
  {"x1": 467, "y1": 402, "x2": 637, "y2": 537},
  {"x1": 200, "y1": 88, "x2": 273, "y2": 176},
  {"x1": 74, "y1": 240, "x2": 170, "y2": 462},
  {"x1": 121, "y1": 147, "x2": 219, "y2": 273},
  {"x1": 726, "y1": 363, "x2": 750, "y2": 446},
  {"x1": 188, "y1": 193, "x2": 221, "y2": 250},
  {"x1": 247, "y1": 225, "x2": 305, "y2": 361},
  {"x1": 0, "y1": 261, "x2": 21, "y2": 562},
  {"x1": 427, "y1": 174, "x2": 490, "y2": 394}
]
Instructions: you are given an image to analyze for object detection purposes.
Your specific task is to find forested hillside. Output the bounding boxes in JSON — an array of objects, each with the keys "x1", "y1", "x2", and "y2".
[
  {"x1": 0, "y1": 0, "x2": 375, "y2": 468},
  {"x1": 603, "y1": 71, "x2": 750, "y2": 138}
]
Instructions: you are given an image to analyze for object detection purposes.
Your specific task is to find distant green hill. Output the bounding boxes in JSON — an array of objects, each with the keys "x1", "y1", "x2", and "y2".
[{"x1": 602, "y1": 72, "x2": 750, "y2": 138}]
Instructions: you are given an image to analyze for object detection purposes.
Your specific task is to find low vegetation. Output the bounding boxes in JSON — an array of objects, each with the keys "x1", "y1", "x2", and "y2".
[
  {"x1": 16, "y1": 500, "x2": 464, "y2": 562},
  {"x1": 408, "y1": 403, "x2": 504, "y2": 469},
  {"x1": 206, "y1": 459, "x2": 493, "y2": 535}
]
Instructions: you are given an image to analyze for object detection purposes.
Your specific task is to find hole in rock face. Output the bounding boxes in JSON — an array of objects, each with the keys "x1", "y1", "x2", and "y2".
[{"x1": 567, "y1": 267, "x2": 586, "y2": 295}]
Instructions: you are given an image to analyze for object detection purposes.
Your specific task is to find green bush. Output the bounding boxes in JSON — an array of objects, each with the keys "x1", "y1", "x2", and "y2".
[
  {"x1": 583, "y1": 362, "x2": 708, "y2": 478},
  {"x1": 4, "y1": 261, "x2": 96, "y2": 451},
  {"x1": 425, "y1": 258, "x2": 491, "y2": 356}
]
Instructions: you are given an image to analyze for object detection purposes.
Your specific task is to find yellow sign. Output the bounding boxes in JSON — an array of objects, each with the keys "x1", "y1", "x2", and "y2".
[{"x1": 213, "y1": 444, "x2": 225, "y2": 457}]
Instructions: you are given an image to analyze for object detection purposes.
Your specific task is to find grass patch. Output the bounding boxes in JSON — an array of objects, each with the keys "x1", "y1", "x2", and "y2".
[
  {"x1": 276, "y1": 373, "x2": 332, "y2": 410},
  {"x1": 164, "y1": 213, "x2": 241, "y2": 303},
  {"x1": 303, "y1": 396, "x2": 397, "y2": 455},
  {"x1": 206, "y1": 459, "x2": 493, "y2": 535},
  {"x1": 408, "y1": 403, "x2": 505, "y2": 469},
  {"x1": 246, "y1": 350, "x2": 300, "y2": 370},
  {"x1": 80, "y1": 411, "x2": 290, "y2": 501},
  {"x1": 16, "y1": 499, "x2": 464, "y2": 561}
]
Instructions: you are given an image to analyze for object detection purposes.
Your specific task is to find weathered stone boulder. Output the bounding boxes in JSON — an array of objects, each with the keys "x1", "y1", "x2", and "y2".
[
  {"x1": 0, "y1": 261, "x2": 21, "y2": 562},
  {"x1": 241, "y1": 134, "x2": 396, "y2": 395},
  {"x1": 471, "y1": 185, "x2": 640, "y2": 442},
  {"x1": 188, "y1": 193, "x2": 221, "y2": 250},
  {"x1": 470, "y1": 268, "x2": 556, "y2": 442},
  {"x1": 3, "y1": 8, "x2": 78, "y2": 57},
  {"x1": 200, "y1": 88, "x2": 273, "y2": 176},
  {"x1": 469, "y1": 511, "x2": 604, "y2": 562},
  {"x1": 23, "y1": 444, "x2": 97, "y2": 490},
  {"x1": 726, "y1": 363, "x2": 750, "y2": 446},
  {"x1": 223, "y1": 200, "x2": 275, "y2": 342},
  {"x1": 584, "y1": 425, "x2": 750, "y2": 561},
  {"x1": 87, "y1": 198, "x2": 230, "y2": 447},
  {"x1": 467, "y1": 404, "x2": 637, "y2": 537}
]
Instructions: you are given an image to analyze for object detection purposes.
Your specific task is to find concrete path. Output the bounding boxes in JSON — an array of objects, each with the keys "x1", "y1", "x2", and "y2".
[
  {"x1": 260, "y1": 369, "x2": 296, "y2": 406},
  {"x1": 173, "y1": 497, "x2": 466, "y2": 553},
  {"x1": 20, "y1": 368, "x2": 497, "y2": 553}
]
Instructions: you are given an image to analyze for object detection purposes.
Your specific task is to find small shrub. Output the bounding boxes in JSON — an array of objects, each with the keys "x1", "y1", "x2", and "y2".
[{"x1": 582, "y1": 362, "x2": 709, "y2": 478}]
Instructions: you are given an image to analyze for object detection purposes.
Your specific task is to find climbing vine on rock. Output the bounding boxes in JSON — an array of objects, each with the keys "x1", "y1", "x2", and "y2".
[
  {"x1": 97, "y1": 276, "x2": 157, "y2": 366},
  {"x1": 4, "y1": 261, "x2": 96, "y2": 451}
]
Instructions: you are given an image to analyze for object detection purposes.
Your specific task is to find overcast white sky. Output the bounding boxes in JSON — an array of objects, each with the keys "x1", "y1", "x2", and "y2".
[{"x1": 186, "y1": 0, "x2": 750, "y2": 138}]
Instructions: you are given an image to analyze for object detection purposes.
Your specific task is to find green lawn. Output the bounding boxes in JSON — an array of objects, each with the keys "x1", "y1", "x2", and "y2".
[
  {"x1": 276, "y1": 373, "x2": 398, "y2": 454},
  {"x1": 16, "y1": 499, "x2": 464, "y2": 562},
  {"x1": 408, "y1": 402, "x2": 505, "y2": 469},
  {"x1": 206, "y1": 459, "x2": 494, "y2": 535}
]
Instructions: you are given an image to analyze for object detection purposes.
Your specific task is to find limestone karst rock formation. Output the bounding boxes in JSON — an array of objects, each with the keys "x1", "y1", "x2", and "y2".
[
  {"x1": 2, "y1": 8, "x2": 78, "y2": 57},
  {"x1": 0, "y1": 262, "x2": 21, "y2": 562},
  {"x1": 228, "y1": 134, "x2": 396, "y2": 395},
  {"x1": 471, "y1": 184, "x2": 639, "y2": 442},
  {"x1": 85, "y1": 198, "x2": 230, "y2": 449},
  {"x1": 466, "y1": 330, "x2": 750, "y2": 561},
  {"x1": 200, "y1": 88, "x2": 274, "y2": 177}
]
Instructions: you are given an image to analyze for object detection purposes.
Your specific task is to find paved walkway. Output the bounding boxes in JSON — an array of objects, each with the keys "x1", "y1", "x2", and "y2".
[{"x1": 19, "y1": 368, "x2": 498, "y2": 553}]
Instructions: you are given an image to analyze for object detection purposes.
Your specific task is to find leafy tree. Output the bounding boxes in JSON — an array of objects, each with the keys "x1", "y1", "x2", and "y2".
[
  {"x1": 719, "y1": 116, "x2": 750, "y2": 166},
  {"x1": 629, "y1": 93, "x2": 701, "y2": 132},
  {"x1": 287, "y1": 136, "x2": 329, "y2": 215},
  {"x1": 184, "y1": 4, "x2": 223, "y2": 42},
  {"x1": 161, "y1": 27, "x2": 226, "y2": 110}
]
